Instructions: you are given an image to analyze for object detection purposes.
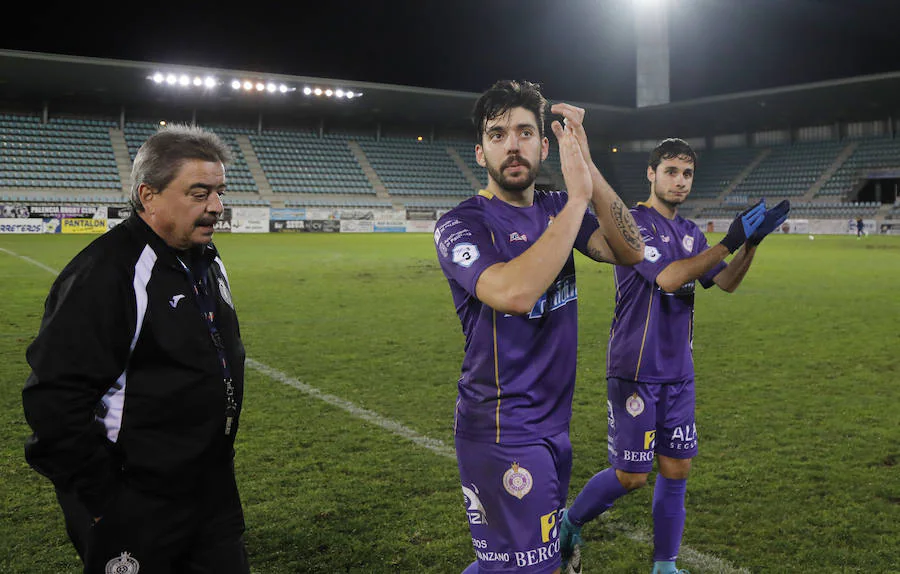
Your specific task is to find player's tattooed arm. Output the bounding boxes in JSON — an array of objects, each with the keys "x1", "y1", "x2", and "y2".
[{"x1": 611, "y1": 197, "x2": 642, "y2": 252}]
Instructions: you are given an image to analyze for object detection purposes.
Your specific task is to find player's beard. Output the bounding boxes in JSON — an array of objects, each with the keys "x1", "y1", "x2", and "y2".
[
  {"x1": 653, "y1": 183, "x2": 687, "y2": 211},
  {"x1": 486, "y1": 154, "x2": 541, "y2": 193}
]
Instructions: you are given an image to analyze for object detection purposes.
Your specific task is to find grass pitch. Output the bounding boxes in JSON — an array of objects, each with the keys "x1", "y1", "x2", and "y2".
[{"x1": 1, "y1": 232, "x2": 898, "y2": 573}]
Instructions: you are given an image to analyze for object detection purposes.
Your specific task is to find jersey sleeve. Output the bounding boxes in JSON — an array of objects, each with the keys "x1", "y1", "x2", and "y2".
[
  {"x1": 574, "y1": 206, "x2": 601, "y2": 256},
  {"x1": 434, "y1": 210, "x2": 507, "y2": 298},
  {"x1": 696, "y1": 231, "x2": 727, "y2": 288},
  {"x1": 629, "y1": 211, "x2": 672, "y2": 286}
]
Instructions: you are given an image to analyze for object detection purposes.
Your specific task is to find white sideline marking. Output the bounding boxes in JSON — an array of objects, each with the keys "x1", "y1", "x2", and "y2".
[
  {"x1": 0, "y1": 247, "x2": 59, "y2": 275},
  {"x1": 4, "y1": 246, "x2": 749, "y2": 574}
]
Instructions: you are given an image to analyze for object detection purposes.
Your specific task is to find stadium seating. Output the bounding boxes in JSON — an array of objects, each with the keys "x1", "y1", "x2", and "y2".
[
  {"x1": 694, "y1": 200, "x2": 880, "y2": 220},
  {"x1": 446, "y1": 140, "x2": 486, "y2": 188},
  {"x1": 251, "y1": 132, "x2": 374, "y2": 196},
  {"x1": 599, "y1": 151, "x2": 650, "y2": 206},
  {"x1": 359, "y1": 138, "x2": 473, "y2": 196},
  {"x1": 283, "y1": 198, "x2": 392, "y2": 208},
  {"x1": 733, "y1": 141, "x2": 844, "y2": 197},
  {"x1": 0, "y1": 114, "x2": 120, "y2": 190},
  {"x1": 816, "y1": 137, "x2": 900, "y2": 198},
  {"x1": 691, "y1": 147, "x2": 760, "y2": 198}
]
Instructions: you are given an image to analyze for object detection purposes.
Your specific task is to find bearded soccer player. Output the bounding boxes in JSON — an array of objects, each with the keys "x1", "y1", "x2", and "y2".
[
  {"x1": 558, "y1": 138, "x2": 790, "y2": 574},
  {"x1": 435, "y1": 79, "x2": 643, "y2": 574}
]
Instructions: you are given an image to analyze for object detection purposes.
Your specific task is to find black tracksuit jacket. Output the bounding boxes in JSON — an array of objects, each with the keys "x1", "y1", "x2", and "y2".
[{"x1": 22, "y1": 214, "x2": 245, "y2": 517}]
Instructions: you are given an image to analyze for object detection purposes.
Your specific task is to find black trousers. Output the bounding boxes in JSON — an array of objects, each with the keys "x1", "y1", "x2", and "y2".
[{"x1": 56, "y1": 465, "x2": 250, "y2": 574}]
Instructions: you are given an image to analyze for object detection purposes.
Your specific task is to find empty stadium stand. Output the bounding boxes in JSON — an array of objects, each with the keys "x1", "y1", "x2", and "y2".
[
  {"x1": 816, "y1": 137, "x2": 900, "y2": 198},
  {"x1": 733, "y1": 141, "x2": 844, "y2": 197},
  {"x1": 251, "y1": 132, "x2": 374, "y2": 196},
  {"x1": 0, "y1": 114, "x2": 120, "y2": 190},
  {"x1": 359, "y1": 138, "x2": 473, "y2": 196}
]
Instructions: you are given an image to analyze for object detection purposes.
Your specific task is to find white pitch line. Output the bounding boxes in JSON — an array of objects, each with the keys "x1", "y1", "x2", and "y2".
[
  {"x1": 5, "y1": 246, "x2": 749, "y2": 574},
  {"x1": 0, "y1": 247, "x2": 60, "y2": 275}
]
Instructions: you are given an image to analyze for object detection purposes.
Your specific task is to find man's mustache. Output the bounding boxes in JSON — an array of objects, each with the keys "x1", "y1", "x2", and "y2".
[{"x1": 502, "y1": 156, "x2": 531, "y2": 170}]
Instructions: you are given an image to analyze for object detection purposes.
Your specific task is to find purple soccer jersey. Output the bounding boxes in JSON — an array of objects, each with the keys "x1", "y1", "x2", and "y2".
[
  {"x1": 435, "y1": 189, "x2": 599, "y2": 445},
  {"x1": 606, "y1": 203, "x2": 726, "y2": 383}
]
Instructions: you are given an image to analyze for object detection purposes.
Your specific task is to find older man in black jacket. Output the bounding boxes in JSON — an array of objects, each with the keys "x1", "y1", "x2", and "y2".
[{"x1": 23, "y1": 124, "x2": 249, "y2": 574}]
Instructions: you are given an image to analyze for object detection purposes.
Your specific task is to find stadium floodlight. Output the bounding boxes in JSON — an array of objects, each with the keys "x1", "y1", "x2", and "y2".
[
  {"x1": 193, "y1": 77, "x2": 203, "y2": 87},
  {"x1": 166, "y1": 74, "x2": 177, "y2": 85},
  {"x1": 279, "y1": 84, "x2": 289, "y2": 93},
  {"x1": 346, "y1": 91, "x2": 355, "y2": 99},
  {"x1": 325, "y1": 89, "x2": 333, "y2": 97},
  {"x1": 314, "y1": 88, "x2": 323, "y2": 96},
  {"x1": 255, "y1": 82, "x2": 265, "y2": 91},
  {"x1": 178, "y1": 75, "x2": 190, "y2": 87},
  {"x1": 303, "y1": 86, "x2": 312, "y2": 95},
  {"x1": 266, "y1": 83, "x2": 277, "y2": 93},
  {"x1": 159, "y1": 120, "x2": 167, "y2": 127},
  {"x1": 204, "y1": 77, "x2": 217, "y2": 88},
  {"x1": 152, "y1": 73, "x2": 164, "y2": 84},
  {"x1": 335, "y1": 89, "x2": 344, "y2": 98},
  {"x1": 231, "y1": 80, "x2": 241, "y2": 90},
  {"x1": 243, "y1": 81, "x2": 253, "y2": 90}
]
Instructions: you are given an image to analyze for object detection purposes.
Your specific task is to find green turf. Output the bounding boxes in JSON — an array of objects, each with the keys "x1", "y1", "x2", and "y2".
[{"x1": 1, "y1": 232, "x2": 898, "y2": 573}]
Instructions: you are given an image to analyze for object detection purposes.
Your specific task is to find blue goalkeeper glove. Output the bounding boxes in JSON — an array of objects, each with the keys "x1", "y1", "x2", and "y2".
[
  {"x1": 748, "y1": 199, "x2": 791, "y2": 247},
  {"x1": 720, "y1": 199, "x2": 766, "y2": 253}
]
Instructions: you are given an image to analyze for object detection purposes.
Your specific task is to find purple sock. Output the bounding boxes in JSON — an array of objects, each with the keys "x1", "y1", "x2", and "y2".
[
  {"x1": 652, "y1": 475, "x2": 687, "y2": 562},
  {"x1": 567, "y1": 467, "x2": 630, "y2": 525},
  {"x1": 462, "y1": 560, "x2": 479, "y2": 574}
]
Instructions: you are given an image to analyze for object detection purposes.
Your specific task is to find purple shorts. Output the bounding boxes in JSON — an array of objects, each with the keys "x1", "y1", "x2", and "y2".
[
  {"x1": 455, "y1": 431, "x2": 572, "y2": 573},
  {"x1": 607, "y1": 377, "x2": 698, "y2": 473}
]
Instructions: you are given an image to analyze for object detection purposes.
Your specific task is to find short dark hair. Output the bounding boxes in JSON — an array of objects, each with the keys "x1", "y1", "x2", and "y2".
[
  {"x1": 472, "y1": 80, "x2": 547, "y2": 142},
  {"x1": 130, "y1": 124, "x2": 233, "y2": 212},
  {"x1": 648, "y1": 138, "x2": 696, "y2": 171}
]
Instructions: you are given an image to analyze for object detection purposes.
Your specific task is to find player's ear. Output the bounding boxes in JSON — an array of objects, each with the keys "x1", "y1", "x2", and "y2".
[
  {"x1": 647, "y1": 165, "x2": 655, "y2": 184},
  {"x1": 475, "y1": 144, "x2": 486, "y2": 168},
  {"x1": 541, "y1": 137, "x2": 549, "y2": 162}
]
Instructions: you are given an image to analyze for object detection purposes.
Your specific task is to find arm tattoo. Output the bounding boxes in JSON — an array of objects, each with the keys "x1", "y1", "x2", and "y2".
[
  {"x1": 610, "y1": 199, "x2": 642, "y2": 251},
  {"x1": 586, "y1": 244, "x2": 611, "y2": 263}
]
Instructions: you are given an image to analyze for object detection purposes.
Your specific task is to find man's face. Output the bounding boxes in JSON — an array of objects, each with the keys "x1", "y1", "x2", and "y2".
[
  {"x1": 140, "y1": 159, "x2": 225, "y2": 250},
  {"x1": 649, "y1": 155, "x2": 694, "y2": 208},
  {"x1": 476, "y1": 106, "x2": 548, "y2": 193}
]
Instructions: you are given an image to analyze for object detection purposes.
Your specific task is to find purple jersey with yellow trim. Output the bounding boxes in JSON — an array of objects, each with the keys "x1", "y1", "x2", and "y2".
[
  {"x1": 606, "y1": 203, "x2": 726, "y2": 383},
  {"x1": 436, "y1": 190, "x2": 599, "y2": 444}
]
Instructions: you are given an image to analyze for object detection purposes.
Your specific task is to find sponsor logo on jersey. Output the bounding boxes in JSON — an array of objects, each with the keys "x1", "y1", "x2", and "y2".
[
  {"x1": 668, "y1": 423, "x2": 698, "y2": 450},
  {"x1": 540, "y1": 509, "x2": 559, "y2": 543},
  {"x1": 509, "y1": 232, "x2": 528, "y2": 242},
  {"x1": 644, "y1": 245, "x2": 661, "y2": 263},
  {"x1": 644, "y1": 429, "x2": 657, "y2": 450},
  {"x1": 527, "y1": 275, "x2": 577, "y2": 319},
  {"x1": 452, "y1": 243, "x2": 479, "y2": 268},
  {"x1": 462, "y1": 484, "x2": 488, "y2": 525}
]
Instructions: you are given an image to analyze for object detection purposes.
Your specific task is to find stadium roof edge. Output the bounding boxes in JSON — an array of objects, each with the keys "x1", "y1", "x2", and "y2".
[{"x1": 1, "y1": 49, "x2": 898, "y2": 141}]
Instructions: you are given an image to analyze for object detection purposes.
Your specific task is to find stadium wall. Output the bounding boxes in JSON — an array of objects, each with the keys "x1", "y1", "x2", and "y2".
[{"x1": 0, "y1": 201, "x2": 878, "y2": 236}]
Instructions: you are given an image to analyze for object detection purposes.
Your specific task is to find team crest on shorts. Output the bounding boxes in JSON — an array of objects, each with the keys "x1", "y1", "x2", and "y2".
[
  {"x1": 105, "y1": 551, "x2": 140, "y2": 574},
  {"x1": 625, "y1": 392, "x2": 645, "y2": 417},
  {"x1": 503, "y1": 462, "x2": 533, "y2": 499}
]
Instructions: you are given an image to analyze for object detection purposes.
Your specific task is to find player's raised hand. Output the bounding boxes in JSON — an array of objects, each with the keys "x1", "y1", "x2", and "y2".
[
  {"x1": 720, "y1": 199, "x2": 767, "y2": 253},
  {"x1": 748, "y1": 199, "x2": 790, "y2": 246},
  {"x1": 551, "y1": 103, "x2": 591, "y2": 164},
  {"x1": 551, "y1": 118, "x2": 591, "y2": 205}
]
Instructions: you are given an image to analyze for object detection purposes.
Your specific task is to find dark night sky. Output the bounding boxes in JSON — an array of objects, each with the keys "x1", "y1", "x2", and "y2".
[{"x1": 4, "y1": 0, "x2": 900, "y2": 107}]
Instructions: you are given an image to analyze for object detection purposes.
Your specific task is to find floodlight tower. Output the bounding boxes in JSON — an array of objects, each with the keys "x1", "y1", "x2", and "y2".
[{"x1": 634, "y1": 0, "x2": 670, "y2": 107}]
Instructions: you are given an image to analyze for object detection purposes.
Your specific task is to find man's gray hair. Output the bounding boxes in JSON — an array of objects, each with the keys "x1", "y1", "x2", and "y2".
[{"x1": 130, "y1": 124, "x2": 233, "y2": 212}]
